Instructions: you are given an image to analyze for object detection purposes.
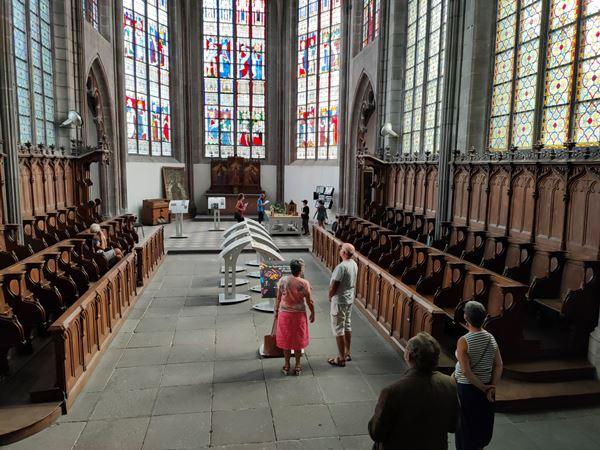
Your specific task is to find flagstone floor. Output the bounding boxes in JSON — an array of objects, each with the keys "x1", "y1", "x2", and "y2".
[{"x1": 6, "y1": 253, "x2": 600, "y2": 449}]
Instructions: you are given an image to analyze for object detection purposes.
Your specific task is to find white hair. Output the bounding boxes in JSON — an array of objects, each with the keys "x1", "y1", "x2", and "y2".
[{"x1": 90, "y1": 223, "x2": 101, "y2": 233}]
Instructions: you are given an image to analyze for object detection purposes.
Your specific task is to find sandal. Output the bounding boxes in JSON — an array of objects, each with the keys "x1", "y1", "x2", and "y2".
[
  {"x1": 327, "y1": 357, "x2": 346, "y2": 367},
  {"x1": 294, "y1": 365, "x2": 302, "y2": 376},
  {"x1": 345, "y1": 355, "x2": 352, "y2": 362},
  {"x1": 281, "y1": 366, "x2": 290, "y2": 376}
]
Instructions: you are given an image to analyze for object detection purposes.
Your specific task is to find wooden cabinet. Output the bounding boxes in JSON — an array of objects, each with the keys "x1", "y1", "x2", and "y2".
[{"x1": 141, "y1": 199, "x2": 171, "y2": 226}]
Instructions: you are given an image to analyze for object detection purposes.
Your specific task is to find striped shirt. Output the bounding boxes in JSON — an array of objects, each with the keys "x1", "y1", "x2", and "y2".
[{"x1": 454, "y1": 330, "x2": 497, "y2": 384}]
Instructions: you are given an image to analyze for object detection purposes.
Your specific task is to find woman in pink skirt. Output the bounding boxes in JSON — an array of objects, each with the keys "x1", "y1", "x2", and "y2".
[{"x1": 274, "y1": 259, "x2": 315, "y2": 376}]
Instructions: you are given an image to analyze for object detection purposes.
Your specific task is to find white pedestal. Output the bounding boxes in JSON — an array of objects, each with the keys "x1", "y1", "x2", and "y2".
[
  {"x1": 219, "y1": 293, "x2": 251, "y2": 304},
  {"x1": 220, "y1": 278, "x2": 249, "y2": 288},
  {"x1": 247, "y1": 271, "x2": 261, "y2": 278},
  {"x1": 221, "y1": 266, "x2": 246, "y2": 273},
  {"x1": 252, "y1": 299, "x2": 275, "y2": 313},
  {"x1": 249, "y1": 285, "x2": 262, "y2": 293},
  {"x1": 246, "y1": 260, "x2": 260, "y2": 267}
]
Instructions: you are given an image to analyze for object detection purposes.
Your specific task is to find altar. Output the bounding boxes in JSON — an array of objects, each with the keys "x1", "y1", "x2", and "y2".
[
  {"x1": 266, "y1": 214, "x2": 302, "y2": 235},
  {"x1": 205, "y1": 157, "x2": 263, "y2": 215}
]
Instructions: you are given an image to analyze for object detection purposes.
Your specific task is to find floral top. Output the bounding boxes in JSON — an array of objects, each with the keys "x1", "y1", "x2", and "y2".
[{"x1": 277, "y1": 275, "x2": 313, "y2": 313}]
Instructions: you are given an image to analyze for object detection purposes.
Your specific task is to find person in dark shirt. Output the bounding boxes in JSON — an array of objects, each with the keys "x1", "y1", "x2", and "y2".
[
  {"x1": 369, "y1": 332, "x2": 459, "y2": 450},
  {"x1": 301, "y1": 199, "x2": 310, "y2": 235}
]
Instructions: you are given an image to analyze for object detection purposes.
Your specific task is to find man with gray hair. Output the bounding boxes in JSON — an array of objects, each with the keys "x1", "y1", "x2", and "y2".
[
  {"x1": 327, "y1": 243, "x2": 358, "y2": 367},
  {"x1": 369, "y1": 332, "x2": 458, "y2": 449}
]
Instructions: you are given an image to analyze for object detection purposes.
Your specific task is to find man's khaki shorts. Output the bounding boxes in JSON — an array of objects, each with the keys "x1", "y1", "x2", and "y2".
[{"x1": 330, "y1": 302, "x2": 353, "y2": 336}]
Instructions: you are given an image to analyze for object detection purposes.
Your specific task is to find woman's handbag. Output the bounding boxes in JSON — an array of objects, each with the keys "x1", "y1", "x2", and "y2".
[{"x1": 261, "y1": 317, "x2": 283, "y2": 358}]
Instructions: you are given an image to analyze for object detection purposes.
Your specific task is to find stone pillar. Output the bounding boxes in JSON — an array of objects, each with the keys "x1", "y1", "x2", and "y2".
[
  {"x1": 589, "y1": 317, "x2": 600, "y2": 377},
  {"x1": 0, "y1": 0, "x2": 24, "y2": 241}
]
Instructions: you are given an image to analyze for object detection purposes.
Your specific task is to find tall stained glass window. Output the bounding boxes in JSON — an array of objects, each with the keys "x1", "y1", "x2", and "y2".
[
  {"x1": 488, "y1": 0, "x2": 600, "y2": 150},
  {"x1": 296, "y1": 0, "x2": 342, "y2": 160},
  {"x1": 202, "y1": 0, "x2": 266, "y2": 159},
  {"x1": 83, "y1": 0, "x2": 99, "y2": 30},
  {"x1": 362, "y1": 0, "x2": 381, "y2": 48},
  {"x1": 401, "y1": 0, "x2": 448, "y2": 154},
  {"x1": 12, "y1": 0, "x2": 55, "y2": 146},
  {"x1": 124, "y1": 0, "x2": 171, "y2": 156}
]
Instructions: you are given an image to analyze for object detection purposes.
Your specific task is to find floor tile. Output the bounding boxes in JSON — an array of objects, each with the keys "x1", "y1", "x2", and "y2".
[
  {"x1": 153, "y1": 384, "x2": 213, "y2": 415},
  {"x1": 272, "y1": 404, "x2": 337, "y2": 441},
  {"x1": 91, "y1": 388, "x2": 158, "y2": 420},
  {"x1": 213, "y1": 381, "x2": 269, "y2": 411},
  {"x1": 275, "y1": 437, "x2": 343, "y2": 450},
  {"x1": 105, "y1": 365, "x2": 164, "y2": 391},
  {"x1": 211, "y1": 408, "x2": 275, "y2": 446},
  {"x1": 266, "y1": 378, "x2": 324, "y2": 407},
  {"x1": 134, "y1": 317, "x2": 178, "y2": 332},
  {"x1": 339, "y1": 435, "x2": 373, "y2": 450},
  {"x1": 161, "y1": 362, "x2": 214, "y2": 386},
  {"x1": 117, "y1": 347, "x2": 170, "y2": 368},
  {"x1": 74, "y1": 418, "x2": 150, "y2": 450},
  {"x1": 213, "y1": 359, "x2": 265, "y2": 383},
  {"x1": 173, "y1": 329, "x2": 216, "y2": 346},
  {"x1": 176, "y1": 315, "x2": 217, "y2": 330},
  {"x1": 127, "y1": 331, "x2": 174, "y2": 348},
  {"x1": 318, "y1": 375, "x2": 376, "y2": 403},
  {"x1": 168, "y1": 344, "x2": 216, "y2": 363},
  {"x1": 142, "y1": 412, "x2": 211, "y2": 449},
  {"x1": 328, "y1": 401, "x2": 376, "y2": 436}
]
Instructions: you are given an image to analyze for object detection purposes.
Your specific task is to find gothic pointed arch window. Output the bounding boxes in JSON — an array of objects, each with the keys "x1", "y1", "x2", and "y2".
[
  {"x1": 123, "y1": 0, "x2": 172, "y2": 156},
  {"x1": 296, "y1": 0, "x2": 342, "y2": 160},
  {"x1": 201, "y1": 0, "x2": 267, "y2": 159},
  {"x1": 401, "y1": 0, "x2": 449, "y2": 155},
  {"x1": 488, "y1": 0, "x2": 600, "y2": 150},
  {"x1": 12, "y1": 0, "x2": 56, "y2": 146},
  {"x1": 361, "y1": 0, "x2": 381, "y2": 49}
]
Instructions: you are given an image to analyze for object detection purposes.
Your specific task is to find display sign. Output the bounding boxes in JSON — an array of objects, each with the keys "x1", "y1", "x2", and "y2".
[
  {"x1": 260, "y1": 262, "x2": 291, "y2": 298},
  {"x1": 208, "y1": 197, "x2": 226, "y2": 210},
  {"x1": 169, "y1": 200, "x2": 189, "y2": 213}
]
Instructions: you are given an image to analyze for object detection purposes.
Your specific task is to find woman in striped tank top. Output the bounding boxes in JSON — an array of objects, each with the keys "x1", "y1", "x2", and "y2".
[{"x1": 454, "y1": 301, "x2": 503, "y2": 450}]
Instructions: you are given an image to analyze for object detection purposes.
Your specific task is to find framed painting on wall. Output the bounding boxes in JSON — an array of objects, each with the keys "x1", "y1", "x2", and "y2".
[{"x1": 162, "y1": 167, "x2": 189, "y2": 200}]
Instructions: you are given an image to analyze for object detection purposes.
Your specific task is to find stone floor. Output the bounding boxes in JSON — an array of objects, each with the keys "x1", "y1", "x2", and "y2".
[
  {"x1": 155, "y1": 220, "x2": 314, "y2": 252},
  {"x1": 6, "y1": 253, "x2": 600, "y2": 449}
]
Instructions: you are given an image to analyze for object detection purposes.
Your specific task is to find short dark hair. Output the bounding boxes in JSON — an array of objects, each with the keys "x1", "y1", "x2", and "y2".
[
  {"x1": 464, "y1": 301, "x2": 487, "y2": 328},
  {"x1": 237, "y1": 193, "x2": 244, "y2": 199},
  {"x1": 302, "y1": 200, "x2": 308, "y2": 204},
  {"x1": 318, "y1": 200, "x2": 324, "y2": 205},
  {"x1": 406, "y1": 332, "x2": 440, "y2": 372},
  {"x1": 289, "y1": 259, "x2": 304, "y2": 276}
]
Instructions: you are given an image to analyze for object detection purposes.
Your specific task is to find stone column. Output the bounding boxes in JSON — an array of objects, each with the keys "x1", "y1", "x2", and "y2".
[{"x1": 0, "y1": 1, "x2": 24, "y2": 241}]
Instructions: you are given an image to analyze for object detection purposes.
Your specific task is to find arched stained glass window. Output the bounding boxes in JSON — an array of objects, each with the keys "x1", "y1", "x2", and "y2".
[
  {"x1": 12, "y1": 0, "x2": 56, "y2": 146},
  {"x1": 83, "y1": 0, "x2": 99, "y2": 30},
  {"x1": 401, "y1": 0, "x2": 448, "y2": 155},
  {"x1": 202, "y1": 0, "x2": 266, "y2": 159},
  {"x1": 123, "y1": 0, "x2": 171, "y2": 156},
  {"x1": 362, "y1": 0, "x2": 381, "y2": 49},
  {"x1": 296, "y1": 0, "x2": 342, "y2": 160},
  {"x1": 488, "y1": 0, "x2": 600, "y2": 150}
]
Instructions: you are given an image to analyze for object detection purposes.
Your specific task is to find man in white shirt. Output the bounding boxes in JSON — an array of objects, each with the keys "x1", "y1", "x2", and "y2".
[{"x1": 327, "y1": 243, "x2": 358, "y2": 367}]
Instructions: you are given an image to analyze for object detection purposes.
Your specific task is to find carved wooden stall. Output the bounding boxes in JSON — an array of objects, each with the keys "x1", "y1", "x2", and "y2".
[{"x1": 358, "y1": 149, "x2": 600, "y2": 360}]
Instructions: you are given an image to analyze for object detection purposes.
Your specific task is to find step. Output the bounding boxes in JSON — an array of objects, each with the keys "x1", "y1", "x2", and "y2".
[
  {"x1": 504, "y1": 359, "x2": 597, "y2": 383},
  {"x1": 496, "y1": 378, "x2": 600, "y2": 412},
  {"x1": 0, "y1": 402, "x2": 62, "y2": 445}
]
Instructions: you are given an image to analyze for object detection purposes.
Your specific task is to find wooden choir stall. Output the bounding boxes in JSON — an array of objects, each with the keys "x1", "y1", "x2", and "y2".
[
  {"x1": 0, "y1": 145, "x2": 165, "y2": 444},
  {"x1": 314, "y1": 148, "x2": 600, "y2": 411}
]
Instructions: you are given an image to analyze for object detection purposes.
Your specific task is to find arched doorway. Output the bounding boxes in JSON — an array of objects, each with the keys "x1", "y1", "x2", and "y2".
[
  {"x1": 85, "y1": 58, "x2": 120, "y2": 216},
  {"x1": 345, "y1": 73, "x2": 377, "y2": 216}
]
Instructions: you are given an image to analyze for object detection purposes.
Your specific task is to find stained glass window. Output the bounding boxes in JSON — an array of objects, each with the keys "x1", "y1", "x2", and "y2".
[
  {"x1": 83, "y1": 0, "x2": 99, "y2": 31},
  {"x1": 12, "y1": 0, "x2": 55, "y2": 146},
  {"x1": 401, "y1": 0, "x2": 448, "y2": 154},
  {"x1": 202, "y1": 0, "x2": 266, "y2": 159},
  {"x1": 296, "y1": 0, "x2": 342, "y2": 160},
  {"x1": 489, "y1": 0, "x2": 600, "y2": 150},
  {"x1": 361, "y1": 0, "x2": 381, "y2": 48},
  {"x1": 124, "y1": 0, "x2": 171, "y2": 156}
]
